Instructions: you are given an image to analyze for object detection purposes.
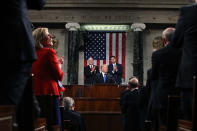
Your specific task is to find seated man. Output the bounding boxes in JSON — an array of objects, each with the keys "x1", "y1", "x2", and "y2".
[
  {"x1": 94, "y1": 64, "x2": 115, "y2": 84},
  {"x1": 84, "y1": 57, "x2": 99, "y2": 85},
  {"x1": 63, "y1": 97, "x2": 86, "y2": 131}
]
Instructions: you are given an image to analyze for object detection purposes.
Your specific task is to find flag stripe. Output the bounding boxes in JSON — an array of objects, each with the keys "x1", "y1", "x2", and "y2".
[
  {"x1": 109, "y1": 33, "x2": 112, "y2": 65},
  {"x1": 119, "y1": 33, "x2": 122, "y2": 64},
  {"x1": 116, "y1": 33, "x2": 119, "y2": 63},
  {"x1": 84, "y1": 60, "x2": 87, "y2": 67},
  {"x1": 112, "y1": 33, "x2": 116, "y2": 57},
  {"x1": 94, "y1": 60, "x2": 97, "y2": 66},
  {"x1": 122, "y1": 33, "x2": 126, "y2": 78},
  {"x1": 97, "y1": 60, "x2": 100, "y2": 70},
  {"x1": 106, "y1": 33, "x2": 110, "y2": 65}
]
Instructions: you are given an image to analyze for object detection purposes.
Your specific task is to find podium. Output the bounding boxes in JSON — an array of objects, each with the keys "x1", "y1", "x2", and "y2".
[{"x1": 64, "y1": 84, "x2": 127, "y2": 131}]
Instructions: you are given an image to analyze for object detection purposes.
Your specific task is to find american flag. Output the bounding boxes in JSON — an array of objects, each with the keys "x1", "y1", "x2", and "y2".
[{"x1": 84, "y1": 32, "x2": 126, "y2": 78}]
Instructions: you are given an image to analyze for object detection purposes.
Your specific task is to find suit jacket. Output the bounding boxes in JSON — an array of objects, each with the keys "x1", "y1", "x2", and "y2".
[
  {"x1": 94, "y1": 73, "x2": 115, "y2": 84},
  {"x1": 171, "y1": 4, "x2": 197, "y2": 89},
  {"x1": 123, "y1": 89, "x2": 141, "y2": 131},
  {"x1": 32, "y1": 48, "x2": 64, "y2": 96},
  {"x1": 108, "y1": 63, "x2": 123, "y2": 84},
  {"x1": 145, "y1": 68, "x2": 158, "y2": 120},
  {"x1": 84, "y1": 65, "x2": 99, "y2": 85},
  {"x1": 64, "y1": 110, "x2": 86, "y2": 131},
  {"x1": 152, "y1": 44, "x2": 181, "y2": 111},
  {"x1": 2, "y1": 0, "x2": 45, "y2": 63}
]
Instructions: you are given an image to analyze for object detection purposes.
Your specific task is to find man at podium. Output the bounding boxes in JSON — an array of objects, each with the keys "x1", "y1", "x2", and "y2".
[{"x1": 94, "y1": 64, "x2": 115, "y2": 84}]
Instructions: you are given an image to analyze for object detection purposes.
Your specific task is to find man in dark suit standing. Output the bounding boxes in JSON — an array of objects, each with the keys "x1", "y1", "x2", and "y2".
[
  {"x1": 120, "y1": 77, "x2": 140, "y2": 131},
  {"x1": 1, "y1": 0, "x2": 45, "y2": 130},
  {"x1": 171, "y1": 0, "x2": 197, "y2": 120},
  {"x1": 84, "y1": 57, "x2": 99, "y2": 85},
  {"x1": 1, "y1": 0, "x2": 45, "y2": 105},
  {"x1": 152, "y1": 28, "x2": 181, "y2": 126},
  {"x1": 94, "y1": 64, "x2": 115, "y2": 84},
  {"x1": 108, "y1": 56, "x2": 123, "y2": 84}
]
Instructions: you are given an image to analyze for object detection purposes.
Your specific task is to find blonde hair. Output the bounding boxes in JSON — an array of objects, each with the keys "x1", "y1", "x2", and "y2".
[
  {"x1": 33, "y1": 27, "x2": 48, "y2": 49},
  {"x1": 152, "y1": 36, "x2": 164, "y2": 50},
  {"x1": 101, "y1": 64, "x2": 108, "y2": 69}
]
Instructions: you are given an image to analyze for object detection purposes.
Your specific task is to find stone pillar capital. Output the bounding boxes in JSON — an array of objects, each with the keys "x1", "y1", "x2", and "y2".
[
  {"x1": 131, "y1": 23, "x2": 146, "y2": 32},
  {"x1": 65, "y1": 23, "x2": 80, "y2": 31}
]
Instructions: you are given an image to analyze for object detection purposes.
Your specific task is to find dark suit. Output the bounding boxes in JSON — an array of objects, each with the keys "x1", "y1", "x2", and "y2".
[
  {"x1": 94, "y1": 73, "x2": 115, "y2": 84},
  {"x1": 146, "y1": 68, "x2": 160, "y2": 131},
  {"x1": 152, "y1": 44, "x2": 181, "y2": 125},
  {"x1": 120, "y1": 88, "x2": 130, "y2": 130},
  {"x1": 64, "y1": 110, "x2": 86, "y2": 131},
  {"x1": 122, "y1": 89, "x2": 141, "y2": 131},
  {"x1": 84, "y1": 65, "x2": 99, "y2": 85},
  {"x1": 108, "y1": 63, "x2": 123, "y2": 84},
  {"x1": 171, "y1": 4, "x2": 197, "y2": 120},
  {"x1": 1, "y1": 0, "x2": 45, "y2": 130},
  {"x1": 1, "y1": 0, "x2": 45, "y2": 105}
]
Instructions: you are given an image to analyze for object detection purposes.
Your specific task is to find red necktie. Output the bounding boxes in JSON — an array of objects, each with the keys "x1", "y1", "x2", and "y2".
[{"x1": 91, "y1": 65, "x2": 93, "y2": 71}]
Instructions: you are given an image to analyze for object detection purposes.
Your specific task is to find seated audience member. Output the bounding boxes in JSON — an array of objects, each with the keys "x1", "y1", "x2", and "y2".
[
  {"x1": 94, "y1": 64, "x2": 115, "y2": 84},
  {"x1": 108, "y1": 56, "x2": 123, "y2": 84},
  {"x1": 63, "y1": 97, "x2": 86, "y2": 131},
  {"x1": 32, "y1": 27, "x2": 64, "y2": 131},
  {"x1": 152, "y1": 27, "x2": 181, "y2": 126},
  {"x1": 84, "y1": 57, "x2": 99, "y2": 85},
  {"x1": 121, "y1": 77, "x2": 141, "y2": 131}
]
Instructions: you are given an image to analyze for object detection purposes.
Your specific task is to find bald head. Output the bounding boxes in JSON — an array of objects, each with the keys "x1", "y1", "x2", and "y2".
[
  {"x1": 128, "y1": 77, "x2": 139, "y2": 88},
  {"x1": 162, "y1": 27, "x2": 175, "y2": 46}
]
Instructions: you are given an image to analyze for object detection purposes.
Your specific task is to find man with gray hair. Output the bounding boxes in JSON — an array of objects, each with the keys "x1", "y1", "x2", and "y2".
[
  {"x1": 84, "y1": 57, "x2": 99, "y2": 85},
  {"x1": 63, "y1": 97, "x2": 86, "y2": 131},
  {"x1": 151, "y1": 27, "x2": 182, "y2": 127}
]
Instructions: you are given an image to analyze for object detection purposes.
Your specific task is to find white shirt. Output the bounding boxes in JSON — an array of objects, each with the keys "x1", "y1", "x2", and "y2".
[{"x1": 102, "y1": 72, "x2": 106, "y2": 77}]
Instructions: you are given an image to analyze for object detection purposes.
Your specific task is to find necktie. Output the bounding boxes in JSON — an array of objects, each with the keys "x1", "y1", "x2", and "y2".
[
  {"x1": 103, "y1": 74, "x2": 106, "y2": 83},
  {"x1": 90, "y1": 65, "x2": 93, "y2": 71}
]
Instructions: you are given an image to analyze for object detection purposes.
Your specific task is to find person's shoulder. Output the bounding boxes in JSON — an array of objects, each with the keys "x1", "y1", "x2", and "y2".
[
  {"x1": 95, "y1": 65, "x2": 99, "y2": 68},
  {"x1": 107, "y1": 73, "x2": 113, "y2": 77},
  {"x1": 180, "y1": 4, "x2": 197, "y2": 13},
  {"x1": 84, "y1": 65, "x2": 89, "y2": 68},
  {"x1": 121, "y1": 89, "x2": 130, "y2": 96},
  {"x1": 117, "y1": 63, "x2": 122, "y2": 66},
  {"x1": 40, "y1": 48, "x2": 56, "y2": 53},
  {"x1": 45, "y1": 48, "x2": 57, "y2": 56},
  {"x1": 70, "y1": 110, "x2": 81, "y2": 117},
  {"x1": 96, "y1": 72, "x2": 102, "y2": 76}
]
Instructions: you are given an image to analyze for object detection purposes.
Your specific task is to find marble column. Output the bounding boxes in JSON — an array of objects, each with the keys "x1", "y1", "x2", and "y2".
[
  {"x1": 65, "y1": 23, "x2": 80, "y2": 85},
  {"x1": 131, "y1": 23, "x2": 146, "y2": 85}
]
